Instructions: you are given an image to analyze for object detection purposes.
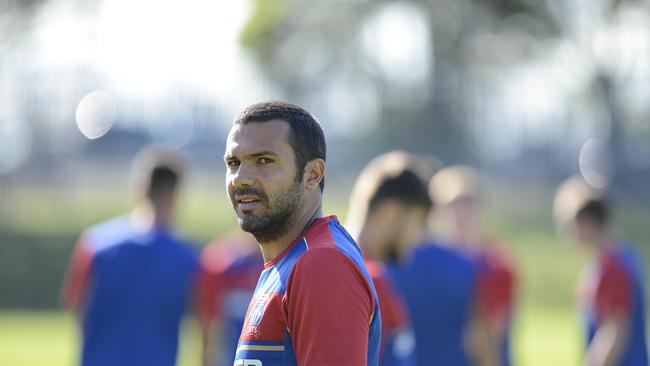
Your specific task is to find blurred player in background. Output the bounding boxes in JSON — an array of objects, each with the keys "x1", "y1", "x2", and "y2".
[
  {"x1": 199, "y1": 230, "x2": 263, "y2": 366},
  {"x1": 60, "y1": 145, "x2": 204, "y2": 366},
  {"x1": 347, "y1": 151, "x2": 478, "y2": 366},
  {"x1": 347, "y1": 153, "x2": 428, "y2": 366},
  {"x1": 224, "y1": 101, "x2": 381, "y2": 365},
  {"x1": 554, "y1": 177, "x2": 648, "y2": 366},
  {"x1": 430, "y1": 166, "x2": 517, "y2": 366}
]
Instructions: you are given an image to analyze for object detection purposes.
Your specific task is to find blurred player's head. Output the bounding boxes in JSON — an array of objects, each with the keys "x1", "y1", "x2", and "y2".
[
  {"x1": 225, "y1": 101, "x2": 326, "y2": 242},
  {"x1": 553, "y1": 176, "x2": 610, "y2": 247},
  {"x1": 430, "y1": 165, "x2": 482, "y2": 243},
  {"x1": 130, "y1": 144, "x2": 187, "y2": 220},
  {"x1": 348, "y1": 151, "x2": 432, "y2": 260}
]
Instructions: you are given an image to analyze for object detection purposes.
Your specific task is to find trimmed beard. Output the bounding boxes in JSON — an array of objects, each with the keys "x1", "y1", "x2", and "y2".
[{"x1": 236, "y1": 177, "x2": 305, "y2": 243}]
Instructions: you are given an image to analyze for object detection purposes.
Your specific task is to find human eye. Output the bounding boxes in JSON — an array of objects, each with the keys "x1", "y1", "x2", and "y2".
[
  {"x1": 226, "y1": 159, "x2": 240, "y2": 169},
  {"x1": 257, "y1": 157, "x2": 274, "y2": 165}
]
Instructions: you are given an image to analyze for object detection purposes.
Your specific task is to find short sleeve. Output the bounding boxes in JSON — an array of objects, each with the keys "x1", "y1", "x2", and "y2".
[
  {"x1": 284, "y1": 248, "x2": 374, "y2": 366},
  {"x1": 196, "y1": 265, "x2": 223, "y2": 327},
  {"x1": 196, "y1": 251, "x2": 226, "y2": 323},
  {"x1": 475, "y1": 255, "x2": 515, "y2": 319},
  {"x1": 60, "y1": 238, "x2": 93, "y2": 310},
  {"x1": 372, "y1": 267, "x2": 408, "y2": 337},
  {"x1": 595, "y1": 258, "x2": 632, "y2": 319}
]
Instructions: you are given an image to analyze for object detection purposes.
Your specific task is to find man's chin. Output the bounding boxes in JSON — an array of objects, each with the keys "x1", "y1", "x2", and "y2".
[{"x1": 238, "y1": 215, "x2": 267, "y2": 234}]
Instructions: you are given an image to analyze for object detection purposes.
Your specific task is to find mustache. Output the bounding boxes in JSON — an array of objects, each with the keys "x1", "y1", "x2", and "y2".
[{"x1": 233, "y1": 187, "x2": 269, "y2": 202}]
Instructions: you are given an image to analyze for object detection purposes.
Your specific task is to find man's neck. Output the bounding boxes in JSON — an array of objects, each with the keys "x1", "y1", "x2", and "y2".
[
  {"x1": 131, "y1": 203, "x2": 172, "y2": 232},
  {"x1": 593, "y1": 230, "x2": 618, "y2": 254},
  {"x1": 452, "y1": 226, "x2": 483, "y2": 247},
  {"x1": 258, "y1": 199, "x2": 324, "y2": 263}
]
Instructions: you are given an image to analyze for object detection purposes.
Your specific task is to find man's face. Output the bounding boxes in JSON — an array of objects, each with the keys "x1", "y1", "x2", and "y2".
[
  {"x1": 224, "y1": 120, "x2": 305, "y2": 242},
  {"x1": 573, "y1": 216, "x2": 598, "y2": 246},
  {"x1": 447, "y1": 195, "x2": 478, "y2": 232},
  {"x1": 372, "y1": 201, "x2": 428, "y2": 260}
]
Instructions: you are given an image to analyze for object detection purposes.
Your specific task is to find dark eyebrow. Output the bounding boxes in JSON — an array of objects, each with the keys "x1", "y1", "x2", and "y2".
[
  {"x1": 224, "y1": 151, "x2": 279, "y2": 161},
  {"x1": 248, "y1": 151, "x2": 279, "y2": 158}
]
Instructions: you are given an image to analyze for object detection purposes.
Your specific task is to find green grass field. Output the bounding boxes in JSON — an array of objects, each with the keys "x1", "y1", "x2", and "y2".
[{"x1": 0, "y1": 306, "x2": 581, "y2": 366}]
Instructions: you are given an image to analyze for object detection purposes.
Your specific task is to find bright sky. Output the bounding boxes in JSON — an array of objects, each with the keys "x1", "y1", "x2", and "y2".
[{"x1": 33, "y1": 0, "x2": 271, "y2": 113}]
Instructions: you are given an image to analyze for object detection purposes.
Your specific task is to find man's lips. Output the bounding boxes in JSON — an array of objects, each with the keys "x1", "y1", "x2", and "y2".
[{"x1": 235, "y1": 196, "x2": 263, "y2": 211}]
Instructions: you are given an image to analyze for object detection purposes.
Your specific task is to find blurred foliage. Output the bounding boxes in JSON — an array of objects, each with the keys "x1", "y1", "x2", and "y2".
[
  {"x1": 239, "y1": 0, "x2": 291, "y2": 52},
  {"x1": 237, "y1": 0, "x2": 650, "y2": 191}
]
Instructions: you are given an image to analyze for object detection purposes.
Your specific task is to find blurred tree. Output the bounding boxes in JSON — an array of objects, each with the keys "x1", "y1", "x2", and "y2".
[
  {"x1": 237, "y1": 0, "x2": 561, "y2": 164},
  {"x1": 239, "y1": 0, "x2": 650, "y2": 193}
]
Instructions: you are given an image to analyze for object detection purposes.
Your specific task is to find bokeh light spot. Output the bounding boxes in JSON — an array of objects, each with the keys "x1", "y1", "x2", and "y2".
[
  {"x1": 75, "y1": 90, "x2": 116, "y2": 140},
  {"x1": 579, "y1": 139, "x2": 612, "y2": 189}
]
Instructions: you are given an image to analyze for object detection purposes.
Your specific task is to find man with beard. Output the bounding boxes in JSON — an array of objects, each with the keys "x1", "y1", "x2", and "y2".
[{"x1": 223, "y1": 102, "x2": 381, "y2": 366}]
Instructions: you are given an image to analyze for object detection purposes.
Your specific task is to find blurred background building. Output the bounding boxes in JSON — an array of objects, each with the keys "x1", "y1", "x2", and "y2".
[{"x1": 1, "y1": 0, "x2": 649, "y2": 365}]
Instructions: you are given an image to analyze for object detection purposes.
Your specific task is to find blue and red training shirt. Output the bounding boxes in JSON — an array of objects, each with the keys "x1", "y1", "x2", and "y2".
[
  {"x1": 578, "y1": 242, "x2": 648, "y2": 365},
  {"x1": 366, "y1": 259, "x2": 415, "y2": 366},
  {"x1": 200, "y1": 232, "x2": 264, "y2": 366},
  {"x1": 387, "y1": 242, "x2": 478, "y2": 366},
  {"x1": 60, "y1": 215, "x2": 201, "y2": 366},
  {"x1": 234, "y1": 216, "x2": 382, "y2": 366}
]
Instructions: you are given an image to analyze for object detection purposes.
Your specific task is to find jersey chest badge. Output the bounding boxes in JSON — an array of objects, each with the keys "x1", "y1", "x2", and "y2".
[{"x1": 247, "y1": 293, "x2": 270, "y2": 337}]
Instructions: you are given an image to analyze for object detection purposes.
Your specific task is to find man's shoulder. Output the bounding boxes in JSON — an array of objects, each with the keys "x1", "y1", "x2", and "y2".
[
  {"x1": 296, "y1": 246, "x2": 351, "y2": 267},
  {"x1": 303, "y1": 216, "x2": 361, "y2": 256},
  {"x1": 82, "y1": 215, "x2": 134, "y2": 254}
]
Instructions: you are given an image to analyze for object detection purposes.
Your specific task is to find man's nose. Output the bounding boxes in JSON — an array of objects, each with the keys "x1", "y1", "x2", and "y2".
[{"x1": 232, "y1": 163, "x2": 255, "y2": 188}]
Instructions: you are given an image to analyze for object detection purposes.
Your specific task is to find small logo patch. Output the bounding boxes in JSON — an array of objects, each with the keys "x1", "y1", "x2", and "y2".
[{"x1": 247, "y1": 294, "x2": 269, "y2": 337}]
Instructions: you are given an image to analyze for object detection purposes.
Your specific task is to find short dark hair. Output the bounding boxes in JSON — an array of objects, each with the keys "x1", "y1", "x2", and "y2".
[
  {"x1": 234, "y1": 101, "x2": 327, "y2": 191},
  {"x1": 131, "y1": 144, "x2": 186, "y2": 204},
  {"x1": 149, "y1": 166, "x2": 180, "y2": 200},
  {"x1": 369, "y1": 169, "x2": 432, "y2": 212},
  {"x1": 576, "y1": 199, "x2": 610, "y2": 227}
]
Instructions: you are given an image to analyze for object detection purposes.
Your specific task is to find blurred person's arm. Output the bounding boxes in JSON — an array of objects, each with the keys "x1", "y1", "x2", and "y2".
[
  {"x1": 371, "y1": 263, "x2": 413, "y2": 363},
  {"x1": 585, "y1": 258, "x2": 632, "y2": 366},
  {"x1": 465, "y1": 304, "x2": 501, "y2": 366},
  {"x1": 59, "y1": 237, "x2": 93, "y2": 324},
  {"x1": 585, "y1": 313, "x2": 629, "y2": 366},
  {"x1": 466, "y1": 260, "x2": 515, "y2": 366},
  {"x1": 194, "y1": 258, "x2": 224, "y2": 366}
]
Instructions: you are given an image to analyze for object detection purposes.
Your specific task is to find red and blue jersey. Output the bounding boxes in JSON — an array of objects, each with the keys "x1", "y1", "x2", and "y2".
[
  {"x1": 366, "y1": 259, "x2": 415, "y2": 366},
  {"x1": 200, "y1": 233, "x2": 264, "y2": 366},
  {"x1": 472, "y1": 243, "x2": 517, "y2": 366},
  {"x1": 578, "y1": 242, "x2": 648, "y2": 365},
  {"x1": 60, "y1": 215, "x2": 201, "y2": 366},
  {"x1": 387, "y1": 242, "x2": 477, "y2": 366},
  {"x1": 234, "y1": 216, "x2": 381, "y2": 366}
]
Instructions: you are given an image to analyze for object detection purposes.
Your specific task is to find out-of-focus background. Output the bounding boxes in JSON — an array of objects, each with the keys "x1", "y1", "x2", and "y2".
[{"x1": 1, "y1": 0, "x2": 649, "y2": 365}]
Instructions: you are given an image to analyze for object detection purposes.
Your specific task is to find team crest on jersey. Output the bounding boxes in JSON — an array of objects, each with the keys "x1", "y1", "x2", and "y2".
[{"x1": 247, "y1": 293, "x2": 270, "y2": 337}]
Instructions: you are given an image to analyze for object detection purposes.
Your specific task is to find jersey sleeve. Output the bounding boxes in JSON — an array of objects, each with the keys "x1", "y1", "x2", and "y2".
[
  {"x1": 372, "y1": 270, "x2": 408, "y2": 337},
  {"x1": 284, "y1": 248, "x2": 374, "y2": 366},
  {"x1": 595, "y1": 258, "x2": 632, "y2": 319},
  {"x1": 475, "y1": 256, "x2": 516, "y2": 319},
  {"x1": 196, "y1": 252, "x2": 226, "y2": 324},
  {"x1": 59, "y1": 238, "x2": 93, "y2": 310}
]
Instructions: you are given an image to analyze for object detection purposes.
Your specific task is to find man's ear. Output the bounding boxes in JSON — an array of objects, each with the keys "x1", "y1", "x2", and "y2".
[{"x1": 304, "y1": 159, "x2": 325, "y2": 190}]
